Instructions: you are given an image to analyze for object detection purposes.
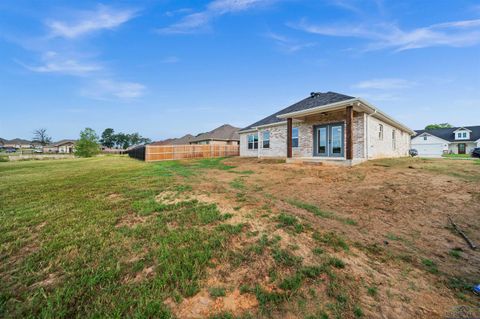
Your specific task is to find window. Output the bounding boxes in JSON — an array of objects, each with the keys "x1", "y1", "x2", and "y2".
[
  {"x1": 379, "y1": 124, "x2": 384, "y2": 140},
  {"x1": 247, "y1": 134, "x2": 258, "y2": 150},
  {"x1": 262, "y1": 131, "x2": 270, "y2": 149},
  {"x1": 423, "y1": 136, "x2": 428, "y2": 141},
  {"x1": 292, "y1": 127, "x2": 299, "y2": 148},
  {"x1": 392, "y1": 130, "x2": 396, "y2": 150},
  {"x1": 463, "y1": 132, "x2": 467, "y2": 138}
]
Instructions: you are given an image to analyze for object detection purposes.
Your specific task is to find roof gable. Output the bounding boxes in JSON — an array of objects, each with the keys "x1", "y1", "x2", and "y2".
[
  {"x1": 240, "y1": 91, "x2": 355, "y2": 131},
  {"x1": 453, "y1": 127, "x2": 472, "y2": 133},
  {"x1": 54, "y1": 139, "x2": 77, "y2": 146},
  {"x1": 190, "y1": 124, "x2": 240, "y2": 142},
  {"x1": 6, "y1": 138, "x2": 31, "y2": 144},
  {"x1": 151, "y1": 134, "x2": 195, "y2": 145}
]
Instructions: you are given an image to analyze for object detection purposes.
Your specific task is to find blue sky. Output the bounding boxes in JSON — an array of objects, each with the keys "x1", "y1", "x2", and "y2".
[{"x1": 1, "y1": 0, "x2": 479, "y2": 141}]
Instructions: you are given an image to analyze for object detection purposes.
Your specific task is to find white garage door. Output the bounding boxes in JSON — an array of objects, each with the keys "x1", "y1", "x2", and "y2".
[{"x1": 414, "y1": 143, "x2": 444, "y2": 157}]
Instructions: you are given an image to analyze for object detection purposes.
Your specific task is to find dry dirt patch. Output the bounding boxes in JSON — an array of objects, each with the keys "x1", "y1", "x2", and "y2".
[
  {"x1": 166, "y1": 289, "x2": 258, "y2": 319},
  {"x1": 167, "y1": 157, "x2": 480, "y2": 318}
]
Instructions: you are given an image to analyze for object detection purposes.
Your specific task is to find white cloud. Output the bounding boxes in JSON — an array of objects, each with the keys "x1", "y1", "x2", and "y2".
[
  {"x1": 17, "y1": 51, "x2": 101, "y2": 76},
  {"x1": 291, "y1": 18, "x2": 480, "y2": 51},
  {"x1": 158, "y1": 0, "x2": 275, "y2": 34},
  {"x1": 46, "y1": 5, "x2": 137, "y2": 38},
  {"x1": 81, "y1": 79, "x2": 146, "y2": 101},
  {"x1": 264, "y1": 32, "x2": 315, "y2": 53},
  {"x1": 352, "y1": 78, "x2": 415, "y2": 90}
]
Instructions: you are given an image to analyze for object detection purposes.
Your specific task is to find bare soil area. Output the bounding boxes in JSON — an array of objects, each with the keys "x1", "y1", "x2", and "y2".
[{"x1": 161, "y1": 157, "x2": 480, "y2": 318}]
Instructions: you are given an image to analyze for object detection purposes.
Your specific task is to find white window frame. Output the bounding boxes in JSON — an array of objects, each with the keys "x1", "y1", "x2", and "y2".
[
  {"x1": 247, "y1": 134, "x2": 258, "y2": 150},
  {"x1": 262, "y1": 131, "x2": 270, "y2": 149},
  {"x1": 392, "y1": 130, "x2": 396, "y2": 150},
  {"x1": 379, "y1": 124, "x2": 384, "y2": 140},
  {"x1": 292, "y1": 127, "x2": 299, "y2": 148}
]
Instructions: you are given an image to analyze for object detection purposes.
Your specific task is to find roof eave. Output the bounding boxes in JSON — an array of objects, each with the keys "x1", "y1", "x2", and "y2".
[
  {"x1": 412, "y1": 133, "x2": 451, "y2": 144},
  {"x1": 276, "y1": 98, "x2": 358, "y2": 119},
  {"x1": 276, "y1": 97, "x2": 415, "y2": 135},
  {"x1": 453, "y1": 127, "x2": 473, "y2": 133},
  {"x1": 356, "y1": 98, "x2": 415, "y2": 135}
]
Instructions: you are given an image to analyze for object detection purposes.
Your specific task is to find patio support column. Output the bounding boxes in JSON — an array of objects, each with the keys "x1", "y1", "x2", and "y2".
[
  {"x1": 287, "y1": 118, "x2": 293, "y2": 158},
  {"x1": 346, "y1": 105, "x2": 353, "y2": 160}
]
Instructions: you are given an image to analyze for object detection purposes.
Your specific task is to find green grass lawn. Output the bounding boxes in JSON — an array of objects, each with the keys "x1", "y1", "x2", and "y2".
[
  {"x1": 0, "y1": 156, "x2": 237, "y2": 318},
  {"x1": 442, "y1": 153, "x2": 472, "y2": 158}
]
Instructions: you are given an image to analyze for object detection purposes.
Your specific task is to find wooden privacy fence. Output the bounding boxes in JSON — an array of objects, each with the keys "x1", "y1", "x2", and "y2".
[{"x1": 143, "y1": 144, "x2": 239, "y2": 162}]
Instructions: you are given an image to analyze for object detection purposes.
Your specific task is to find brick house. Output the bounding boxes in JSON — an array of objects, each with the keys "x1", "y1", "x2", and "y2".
[{"x1": 239, "y1": 92, "x2": 414, "y2": 166}]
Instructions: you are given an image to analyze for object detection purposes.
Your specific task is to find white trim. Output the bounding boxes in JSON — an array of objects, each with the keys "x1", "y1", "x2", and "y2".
[
  {"x1": 357, "y1": 98, "x2": 415, "y2": 135},
  {"x1": 453, "y1": 127, "x2": 472, "y2": 133},
  {"x1": 238, "y1": 128, "x2": 258, "y2": 134},
  {"x1": 277, "y1": 99, "x2": 357, "y2": 119},
  {"x1": 254, "y1": 121, "x2": 288, "y2": 130}
]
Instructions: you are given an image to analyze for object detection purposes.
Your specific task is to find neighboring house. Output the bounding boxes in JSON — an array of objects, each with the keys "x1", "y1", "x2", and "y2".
[
  {"x1": 42, "y1": 144, "x2": 58, "y2": 153},
  {"x1": 43, "y1": 140, "x2": 77, "y2": 153},
  {"x1": 239, "y1": 91, "x2": 414, "y2": 165},
  {"x1": 189, "y1": 124, "x2": 240, "y2": 145},
  {"x1": 150, "y1": 134, "x2": 195, "y2": 146},
  {"x1": 55, "y1": 140, "x2": 76, "y2": 153},
  {"x1": 3, "y1": 138, "x2": 32, "y2": 149},
  {"x1": 0, "y1": 138, "x2": 5, "y2": 148},
  {"x1": 411, "y1": 126, "x2": 480, "y2": 157}
]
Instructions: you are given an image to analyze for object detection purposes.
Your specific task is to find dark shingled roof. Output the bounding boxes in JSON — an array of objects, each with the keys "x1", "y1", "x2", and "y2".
[
  {"x1": 150, "y1": 134, "x2": 195, "y2": 146},
  {"x1": 53, "y1": 139, "x2": 77, "y2": 146},
  {"x1": 189, "y1": 124, "x2": 240, "y2": 142},
  {"x1": 415, "y1": 126, "x2": 480, "y2": 142},
  {"x1": 240, "y1": 91, "x2": 355, "y2": 131},
  {"x1": 5, "y1": 138, "x2": 32, "y2": 144}
]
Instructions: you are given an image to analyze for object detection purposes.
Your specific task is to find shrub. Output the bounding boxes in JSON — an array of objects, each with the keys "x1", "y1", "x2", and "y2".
[{"x1": 75, "y1": 128, "x2": 100, "y2": 157}]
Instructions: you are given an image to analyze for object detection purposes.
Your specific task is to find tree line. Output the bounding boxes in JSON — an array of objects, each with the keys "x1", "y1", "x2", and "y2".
[
  {"x1": 31, "y1": 128, "x2": 151, "y2": 157},
  {"x1": 99, "y1": 128, "x2": 151, "y2": 149}
]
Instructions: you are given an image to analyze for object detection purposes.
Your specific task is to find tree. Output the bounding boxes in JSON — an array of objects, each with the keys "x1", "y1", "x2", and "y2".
[
  {"x1": 425, "y1": 123, "x2": 453, "y2": 130},
  {"x1": 114, "y1": 132, "x2": 130, "y2": 149},
  {"x1": 100, "y1": 128, "x2": 115, "y2": 148},
  {"x1": 75, "y1": 128, "x2": 100, "y2": 157},
  {"x1": 32, "y1": 128, "x2": 52, "y2": 146},
  {"x1": 128, "y1": 132, "x2": 151, "y2": 147}
]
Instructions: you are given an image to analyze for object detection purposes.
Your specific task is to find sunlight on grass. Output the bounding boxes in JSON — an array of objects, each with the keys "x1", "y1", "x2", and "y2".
[{"x1": 0, "y1": 156, "x2": 239, "y2": 317}]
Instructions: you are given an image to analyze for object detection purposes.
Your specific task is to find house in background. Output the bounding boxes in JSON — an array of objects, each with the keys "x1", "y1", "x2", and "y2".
[
  {"x1": 55, "y1": 140, "x2": 76, "y2": 153},
  {"x1": 189, "y1": 124, "x2": 240, "y2": 145},
  {"x1": 3, "y1": 138, "x2": 32, "y2": 149},
  {"x1": 42, "y1": 140, "x2": 77, "y2": 153},
  {"x1": 239, "y1": 91, "x2": 414, "y2": 165},
  {"x1": 150, "y1": 134, "x2": 195, "y2": 146},
  {"x1": 411, "y1": 126, "x2": 480, "y2": 157},
  {"x1": 151, "y1": 124, "x2": 240, "y2": 146}
]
